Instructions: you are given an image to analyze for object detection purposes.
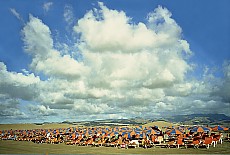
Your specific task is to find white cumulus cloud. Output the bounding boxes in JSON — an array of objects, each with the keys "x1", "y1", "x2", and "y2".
[{"x1": 22, "y1": 15, "x2": 90, "y2": 79}]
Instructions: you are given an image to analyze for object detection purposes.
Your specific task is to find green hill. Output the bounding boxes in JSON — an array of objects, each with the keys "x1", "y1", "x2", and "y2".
[{"x1": 165, "y1": 114, "x2": 230, "y2": 126}]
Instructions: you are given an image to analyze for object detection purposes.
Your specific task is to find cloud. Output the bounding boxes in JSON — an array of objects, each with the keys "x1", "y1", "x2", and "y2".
[
  {"x1": 215, "y1": 61, "x2": 230, "y2": 102},
  {"x1": 22, "y1": 15, "x2": 90, "y2": 79},
  {"x1": 28, "y1": 105, "x2": 57, "y2": 116},
  {"x1": 75, "y1": 4, "x2": 191, "y2": 55},
  {"x1": 0, "y1": 62, "x2": 40, "y2": 100},
  {"x1": 64, "y1": 4, "x2": 75, "y2": 25},
  {"x1": 74, "y1": 3, "x2": 191, "y2": 91},
  {"x1": 0, "y1": 98, "x2": 28, "y2": 123},
  {"x1": 9, "y1": 8, "x2": 24, "y2": 23},
  {"x1": 10, "y1": 8, "x2": 20, "y2": 19},
  {"x1": 1, "y1": 3, "x2": 229, "y2": 123},
  {"x1": 43, "y1": 2, "x2": 53, "y2": 12}
]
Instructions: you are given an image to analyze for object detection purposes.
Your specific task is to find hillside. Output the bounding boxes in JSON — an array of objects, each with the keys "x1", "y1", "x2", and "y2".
[
  {"x1": 143, "y1": 121, "x2": 177, "y2": 131},
  {"x1": 1, "y1": 113, "x2": 229, "y2": 130},
  {"x1": 165, "y1": 114, "x2": 230, "y2": 126}
]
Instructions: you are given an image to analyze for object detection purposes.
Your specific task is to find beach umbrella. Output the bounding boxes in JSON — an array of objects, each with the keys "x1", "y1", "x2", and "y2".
[
  {"x1": 114, "y1": 131, "x2": 119, "y2": 135},
  {"x1": 135, "y1": 127, "x2": 142, "y2": 132},
  {"x1": 121, "y1": 127, "x2": 127, "y2": 131},
  {"x1": 135, "y1": 133, "x2": 140, "y2": 138},
  {"x1": 212, "y1": 125, "x2": 229, "y2": 131},
  {"x1": 152, "y1": 126, "x2": 161, "y2": 131},
  {"x1": 85, "y1": 132, "x2": 89, "y2": 137},
  {"x1": 121, "y1": 132, "x2": 126, "y2": 136},
  {"x1": 191, "y1": 126, "x2": 210, "y2": 133},
  {"x1": 139, "y1": 133, "x2": 144, "y2": 138},
  {"x1": 130, "y1": 130, "x2": 136, "y2": 136},
  {"x1": 151, "y1": 129, "x2": 160, "y2": 135},
  {"x1": 127, "y1": 133, "x2": 132, "y2": 139},
  {"x1": 71, "y1": 133, "x2": 76, "y2": 139},
  {"x1": 146, "y1": 129, "x2": 159, "y2": 135},
  {"x1": 139, "y1": 132, "x2": 147, "y2": 139},
  {"x1": 166, "y1": 129, "x2": 183, "y2": 135},
  {"x1": 123, "y1": 133, "x2": 132, "y2": 139},
  {"x1": 135, "y1": 131, "x2": 141, "y2": 135},
  {"x1": 109, "y1": 132, "x2": 115, "y2": 137},
  {"x1": 146, "y1": 129, "x2": 151, "y2": 134}
]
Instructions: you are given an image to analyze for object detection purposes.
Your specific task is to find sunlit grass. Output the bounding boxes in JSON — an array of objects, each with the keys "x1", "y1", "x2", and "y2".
[{"x1": 0, "y1": 140, "x2": 230, "y2": 154}]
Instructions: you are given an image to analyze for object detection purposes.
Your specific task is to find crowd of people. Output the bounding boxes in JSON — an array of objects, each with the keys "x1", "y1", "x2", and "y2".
[{"x1": 0, "y1": 125, "x2": 229, "y2": 149}]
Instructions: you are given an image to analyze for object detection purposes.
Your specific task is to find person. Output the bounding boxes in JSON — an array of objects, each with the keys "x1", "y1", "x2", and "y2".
[
  {"x1": 46, "y1": 132, "x2": 50, "y2": 139},
  {"x1": 142, "y1": 138, "x2": 145, "y2": 147},
  {"x1": 142, "y1": 138, "x2": 148, "y2": 149},
  {"x1": 163, "y1": 132, "x2": 169, "y2": 143},
  {"x1": 226, "y1": 133, "x2": 229, "y2": 138}
]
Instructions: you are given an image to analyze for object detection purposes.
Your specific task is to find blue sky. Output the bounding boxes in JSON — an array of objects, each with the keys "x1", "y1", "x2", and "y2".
[{"x1": 0, "y1": 0, "x2": 229, "y2": 123}]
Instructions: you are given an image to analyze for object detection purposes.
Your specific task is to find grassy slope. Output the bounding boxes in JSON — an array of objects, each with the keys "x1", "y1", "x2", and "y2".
[
  {"x1": 0, "y1": 121, "x2": 176, "y2": 130},
  {"x1": 0, "y1": 140, "x2": 230, "y2": 154},
  {"x1": 143, "y1": 121, "x2": 176, "y2": 128},
  {"x1": 0, "y1": 123, "x2": 76, "y2": 130},
  {"x1": 1, "y1": 121, "x2": 230, "y2": 154}
]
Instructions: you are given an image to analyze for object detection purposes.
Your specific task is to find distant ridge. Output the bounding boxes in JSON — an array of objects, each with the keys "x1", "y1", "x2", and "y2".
[{"x1": 165, "y1": 113, "x2": 230, "y2": 126}]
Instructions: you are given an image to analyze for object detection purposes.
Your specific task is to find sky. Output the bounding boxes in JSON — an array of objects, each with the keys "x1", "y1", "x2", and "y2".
[{"x1": 0, "y1": 0, "x2": 230, "y2": 124}]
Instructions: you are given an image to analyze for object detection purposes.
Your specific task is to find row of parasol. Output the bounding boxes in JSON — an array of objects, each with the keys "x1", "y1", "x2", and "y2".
[{"x1": 166, "y1": 125, "x2": 229, "y2": 135}]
